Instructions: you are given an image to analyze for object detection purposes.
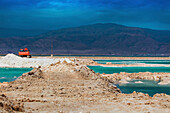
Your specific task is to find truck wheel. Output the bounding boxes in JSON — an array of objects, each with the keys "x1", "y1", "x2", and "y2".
[{"x1": 28, "y1": 55, "x2": 32, "y2": 58}]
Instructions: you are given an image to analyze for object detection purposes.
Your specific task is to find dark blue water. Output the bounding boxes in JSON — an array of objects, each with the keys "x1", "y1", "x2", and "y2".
[
  {"x1": 0, "y1": 68, "x2": 32, "y2": 82},
  {"x1": 88, "y1": 66, "x2": 170, "y2": 74},
  {"x1": 115, "y1": 80, "x2": 170, "y2": 96},
  {"x1": 94, "y1": 60, "x2": 170, "y2": 65}
]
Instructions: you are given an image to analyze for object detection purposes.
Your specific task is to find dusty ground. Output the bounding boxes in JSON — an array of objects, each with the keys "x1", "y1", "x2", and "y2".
[
  {"x1": 79, "y1": 57, "x2": 170, "y2": 60},
  {"x1": 0, "y1": 62, "x2": 169, "y2": 112},
  {"x1": 31, "y1": 55, "x2": 170, "y2": 60},
  {"x1": 1, "y1": 55, "x2": 169, "y2": 60},
  {"x1": 44, "y1": 56, "x2": 170, "y2": 60},
  {"x1": 1, "y1": 54, "x2": 169, "y2": 68}
]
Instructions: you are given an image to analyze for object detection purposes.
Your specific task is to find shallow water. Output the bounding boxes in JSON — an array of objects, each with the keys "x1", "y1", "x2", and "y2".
[
  {"x1": 94, "y1": 60, "x2": 170, "y2": 65},
  {"x1": 88, "y1": 66, "x2": 170, "y2": 74},
  {"x1": 0, "y1": 68, "x2": 32, "y2": 82},
  {"x1": 115, "y1": 80, "x2": 170, "y2": 96}
]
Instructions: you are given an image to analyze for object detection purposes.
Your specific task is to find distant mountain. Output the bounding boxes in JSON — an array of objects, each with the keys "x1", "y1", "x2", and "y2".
[
  {"x1": 0, "y1": 28, "x2": 49, "y2": 38},
  {"x1": 0, "y1": 23, "x2": 170, "y2": 56}
]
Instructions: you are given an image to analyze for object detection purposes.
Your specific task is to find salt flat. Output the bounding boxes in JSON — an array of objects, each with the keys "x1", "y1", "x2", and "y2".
[{"x1": 0, "y1": 54, "x2": 72, "y2": 68}]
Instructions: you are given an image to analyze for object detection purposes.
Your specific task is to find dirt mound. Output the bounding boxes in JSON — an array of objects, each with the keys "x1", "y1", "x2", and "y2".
[{"x1": 0, "y1": 63, "x2": 121, "y2": 112}]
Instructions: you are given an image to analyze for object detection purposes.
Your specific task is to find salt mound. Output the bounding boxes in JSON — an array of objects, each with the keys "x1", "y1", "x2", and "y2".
[
  {"x1": 2, "y1": 54, "x2": 22, "y2": 61},
  {"x1": 0, "y1": 54, "x2": 73, "y2": 68},
  {"x1": 59, "y1": 58, "x2": 72, "y2": 64},
  {"x1": 3, "y1": 53, "x2": 21, "y2": 58}
]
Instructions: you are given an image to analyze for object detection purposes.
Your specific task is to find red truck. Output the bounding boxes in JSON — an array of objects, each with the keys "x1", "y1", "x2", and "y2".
[{"x1": 18, "y1": 48, "x2": 31, "y2": 58}]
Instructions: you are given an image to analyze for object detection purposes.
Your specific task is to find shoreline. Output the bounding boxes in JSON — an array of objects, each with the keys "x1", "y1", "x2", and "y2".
[
  {"x1": 1, "y1": 55, "x2": 170, "y2": 59},
  {"x1": 100, "y1": 72, "x2": 170, "y2": 85},
  {"x1": 89, "y1": 63, "x2": 170, "y2": 67},
  {"x1": 0, "y1": 54, "x2": 169, "y2": 112}
]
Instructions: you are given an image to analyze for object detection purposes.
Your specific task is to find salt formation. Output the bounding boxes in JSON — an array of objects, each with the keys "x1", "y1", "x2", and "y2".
[
  {"x1": 0, "y1": 54, "x2": 72, "y2": 68},
  {"x1": 135, "y1": 81, "x2": 143, "y2": 83},
  {"x1": 119, "y1": 79, "x2": 129, "y2": 84}
]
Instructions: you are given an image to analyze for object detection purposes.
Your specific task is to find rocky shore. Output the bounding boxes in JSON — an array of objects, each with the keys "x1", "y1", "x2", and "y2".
[
  {"x1": 89, "y1": 60, "x2": 170, "y2": 85},
  {"x1": 101, "y1": 72, "x2": 170, "y2": 85},
  {"x1": 0, "y1": 54, "x2": 169, "y2": 112},
  {"x1": 75, "y1": 56, "x2": 170, "y2": 60},
  {"x1": 90, "y1": 63, "x2": 170, "y2": 67}
]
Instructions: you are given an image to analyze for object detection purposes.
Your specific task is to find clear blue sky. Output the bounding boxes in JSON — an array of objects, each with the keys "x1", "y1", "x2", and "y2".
[{"x1": 0, "y1": 0, "x2": 170, "y2": 30}]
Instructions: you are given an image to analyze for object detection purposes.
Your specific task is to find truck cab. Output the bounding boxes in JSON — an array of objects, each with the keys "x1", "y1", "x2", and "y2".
[{"x1": 18, "y1": 48, "x2": 31, "y2": 58}]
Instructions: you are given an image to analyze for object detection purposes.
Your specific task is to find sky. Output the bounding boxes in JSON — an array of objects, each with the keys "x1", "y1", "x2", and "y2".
[{"x1": 0, "y1": 0, "x2": 170, "y2": 30}]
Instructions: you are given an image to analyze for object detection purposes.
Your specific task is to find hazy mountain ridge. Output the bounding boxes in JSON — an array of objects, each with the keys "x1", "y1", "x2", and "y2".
[
  {"x1": 0, "y1": 28, "x2": 49, "y2": 38},
  {"x1": 0, "y1": 23, "x2": 170, "y2": 55}
]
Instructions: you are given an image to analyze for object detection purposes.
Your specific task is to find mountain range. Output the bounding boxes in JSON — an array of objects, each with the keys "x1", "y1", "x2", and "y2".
[{"x1": 0, "y1": 23, "x2": 170, "y2": 56}]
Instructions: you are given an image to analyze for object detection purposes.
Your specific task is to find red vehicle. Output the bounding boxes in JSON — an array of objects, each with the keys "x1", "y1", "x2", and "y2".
[{"x1": 18, "y1": 48, "x2": 31, "y2": 58}]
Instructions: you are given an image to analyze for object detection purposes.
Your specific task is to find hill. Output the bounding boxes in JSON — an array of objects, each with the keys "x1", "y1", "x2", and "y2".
[
  {"x1": 0, "y1": 28, "x2": 49, "y2": 38},
  {"x1": 0, "y1": 23, "x2": 170, "y2": 56}
]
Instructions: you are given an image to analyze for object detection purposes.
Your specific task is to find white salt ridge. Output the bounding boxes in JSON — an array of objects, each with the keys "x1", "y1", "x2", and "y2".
[
  {"x1": 0, "y1": 77, "x2": 6, "y2": 79},
  {"x1": 0, "y1": 54, "x2": 73, "y2": 68},
  {"x1": 135, "y1": 81, "x2": 143, "y2": 84},
  {"x1": 119, "y1": 79, "x2": 129, "y2": 84}
]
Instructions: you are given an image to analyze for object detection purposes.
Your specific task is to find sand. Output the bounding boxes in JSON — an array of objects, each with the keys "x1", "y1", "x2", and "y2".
[{"x1": 0, "y1": 54, "x2": 169, "y2": 112}]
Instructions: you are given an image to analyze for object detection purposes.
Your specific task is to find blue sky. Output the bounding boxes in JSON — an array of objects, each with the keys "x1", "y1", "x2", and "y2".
[{"x1": 0, "y1": 0, "x2": 170, "y2": 30}]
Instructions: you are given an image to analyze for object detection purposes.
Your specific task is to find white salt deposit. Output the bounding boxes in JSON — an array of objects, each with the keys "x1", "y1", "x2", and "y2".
[
  {"x1": 135, "y1": 81, "x2": 143, "y2": 84},
  {"x1": 119, "y1": 79, "x2": 129, "y2": 84},
  {"x1": 101, "y1": 74, "x2": 108, "y2": 77},
  {"x1": 158, "y1": 78, "x2": 170, "y2": 85},
  {"x1": 0, "y1": 54, "x2": 73, "y2": 68}
]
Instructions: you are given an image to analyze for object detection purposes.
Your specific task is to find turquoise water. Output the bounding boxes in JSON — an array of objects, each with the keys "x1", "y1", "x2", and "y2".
[
  {"x1": 0, "y1": 68, "x2": 32, "y2": 82},
  {"x1": 94, "y1": 60, "x2": 170, "y2": 65},
  {"x1": 89, "y1": 65, "x2": 170, "y2": 96},
  {"x1": 88, "y1": 66, "x2": 170, "y2": 74},
  {"x1": 115, "y1": 80, "x2": 170, "y2": 96}
]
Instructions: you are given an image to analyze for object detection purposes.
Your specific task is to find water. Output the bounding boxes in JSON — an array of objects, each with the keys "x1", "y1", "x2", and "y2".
[
  {"x1": 0, "y1": 68, "x2": 32, "y2": 82},
  {"x1": 89, "y1": 60, "x2": 170, "y2": 96},
  {"x1": 94, "y1": 60, "x2": 170, "y2": 65},
  {"x1": 115, "y1": 80, "x2": 170, "y2": 96},
  {"x1": 88, "y1": 66, "x2": 170, "y2": 74}
]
